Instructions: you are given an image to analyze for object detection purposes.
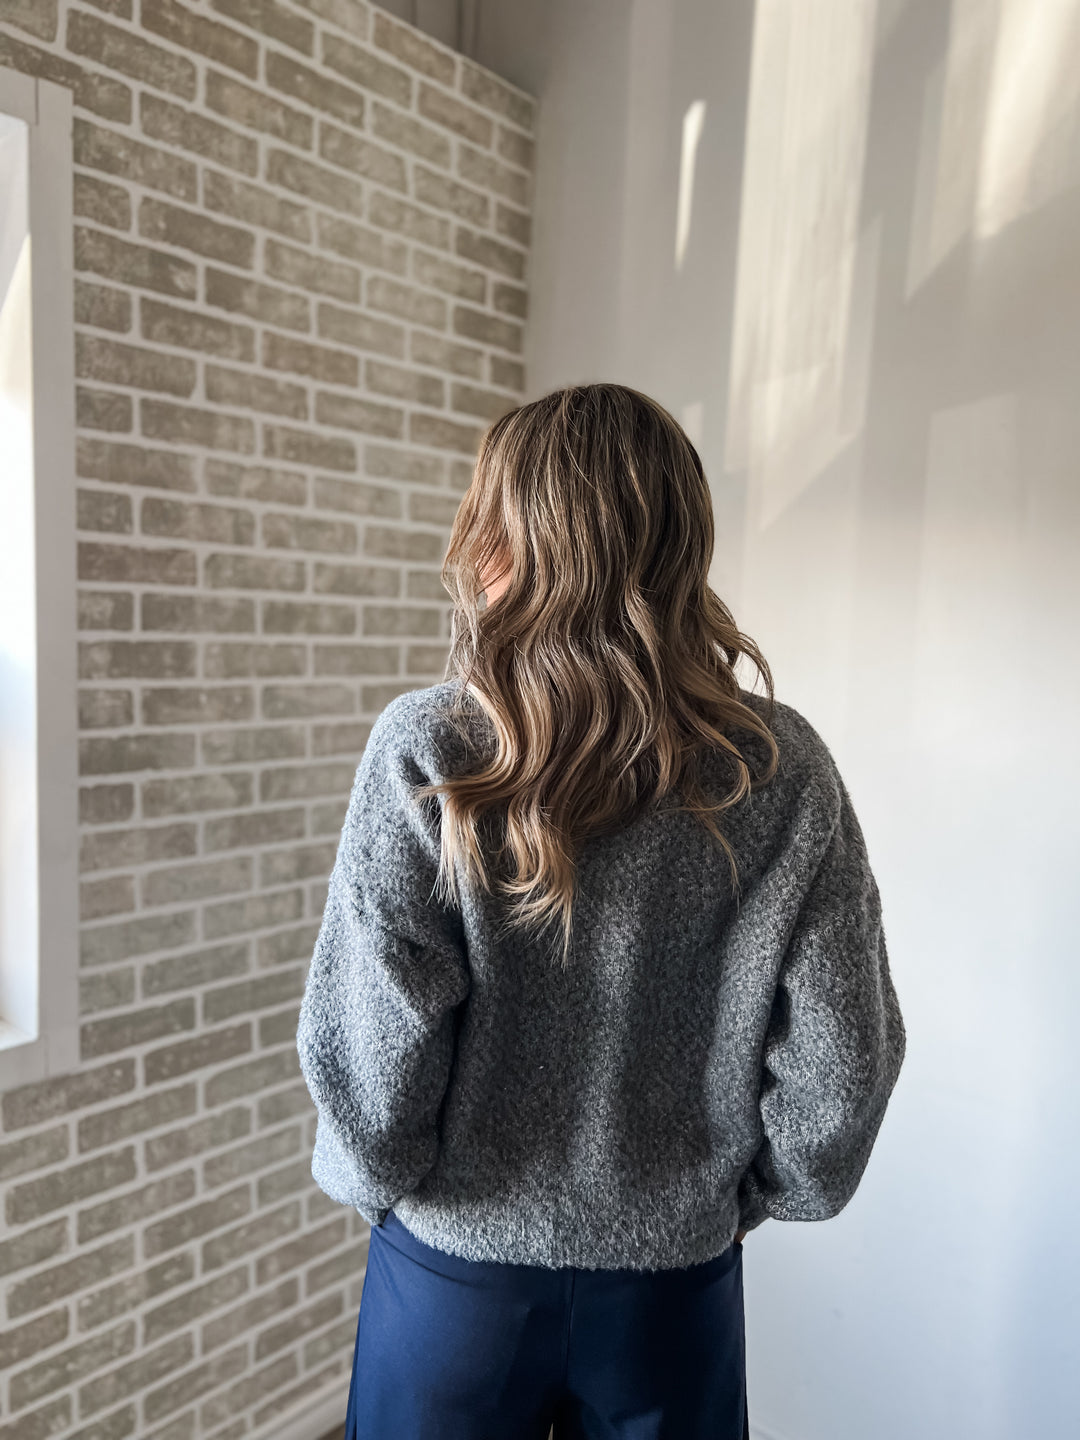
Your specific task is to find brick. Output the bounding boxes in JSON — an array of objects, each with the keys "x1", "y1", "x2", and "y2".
[
  {"x1": 0, "y1": 1398, "x2": 72, "y2": 1440},
  {"x1": 205, "y1": 364, "x2": 308, "y2": 420},
  {"x1": 142, "y1": 941, "x2": 251, "y2": 997},
  {"x1": 142, "y1": 593, "x2": 255, "y2": 633},
  {"x1": 266, "y1": 51, "x2": 365, "y2": 128},
  {"x1": 409, "y1": 489, "x2": 460, "y2": 524},
  {"x1": 318, "y1": 121, "x2": 406, "y2": 191},
  {"x1": 322, "y1": 33, "x2": 417, "y2": 107},
  {"x1": 204, "y1": 169, "x2": 311, "y2": 242},
  {"x1": 266, "y1": 146, "x2": 365, "y2": 218},
  {"x1": 0, "y1": 30, "x2": 132, "y2": 125},
  {"x1": 202, "y1": 889, "x2": 304, "y2": 940},
  {"x1": 0, "y1": 1127, "x2": 69, "y2": 1183},
  {"x1": 78, "y1": 1253, "x2": 194, "y2": 1331},
  {"x1": 80, "y1": 783, "x2": 135, "y2": 825},
  {"x1": 497, "y1": 122, "x2": 535, "y2": 172},
  {"x1": 74, "y1": 118, "x2": 197, "y2": 203},
  {"x1": 362, "y1": 602, "x2": 441, "y2": 635},
  {"x1": 417, "y1": 81, "x2": 494, "y2": 148},
  {"x1": 368, "y1": 189, "x2": 451, "y2": 251},
  {"x1": 310, "y1": 559, "x2": 397, "y2": 596},
  {"x1": 412, "y1": 249, "x2": 485, "y2": 303},
  {"x1": 317, "y1": 301, "x2": 406, "y2": 358},
  {"x1": 211, "y1": 0, "x2": 314, "y2": 53},
  {"x1": 313, "y1": 643, "x2": 393, "y2": 675},
  {"x1": 203, "y1": 1125, "x2": 301, "y2": 1186},
  {"x1": 453, "y1": 303, "x2": 523, "y2": 353},
  {"x1": 319, "y1": 211, "x2": 408, "y2": 273},
  {"x1": 76, "y1": 227, "x2": 197, "y2": 299},
  {"x1": 80, "y1": 999, "x2": 196, "y2": 1061},
  {"x1": 141, "y1": 0, "x2": 258, "y2": 79},
  {"x1": 78, "y1": 542, "x2": 196, "y2": 588},
  {"x1": 204, "y1": 642, "x2": 305, "y2": 678},
  {"x1": 201, "y1": 1276, "x2": 296, "y2": 1353},
  {"x1": 9, "y1": 1320, "x2": 136, "y2": 1412},
  {"x1": 140, "y1": 93, "x2": 258, "y2": 176},
  {"x1": 145, "y1": 1106, "x2": 251, "y2": 1171},
  {"x1": 67, "y1": 10, "x2": 197, "y2": 100},
  {"x1": 138, "y1": 196, "x2": 255, "y2": 268},
  {"x1": 77, "y1": 1085, "x2": 197, "y2": 1152},
  {"x1": 263, "y1": 331, "x2": 357, "y2": 386},
  {"x1": 261, "y1": 601, "x2": 355, "y2": 636},
  {"x1": 255, "y1": 1292, "x2": 342, "y2": 1361},
  {"x1": 265, "y1": 238, "x2": 359, "y2": 303},
  {"x1": 204, "y1": 969, "x2": 306, "y2": 1027},
  {"x1": 306, "y1": 1238, "x2": 369, "y2": 1294},
  {"x1": 366, "y1": 357, "x2": 447, "y2": 405},
  {"x1": 371, "y1": 9, "x2": 455, "y2": 85},
  {"x1": 77, "y1": 337, "x2": 197, "y2": 401},
  {"x1": 3, "y1": 1061, "x2": 135, "y2": 1130},
  {"x1": 371, "y1": 98, "x2": 450, "y2": 166},
  {"x1": 205, "y1": 68, "x2": 312, "y2": 147},
  {"x1": 142, "y1": 772, "x2": 253, "y2": 818},
  {"x1": 206, "y1": 267, "x2": 310, "y2": 332},
  {"x1": 452, "y1": 379, "x2": 519, "y2": 418},
  {"x1": 200, "y1": 1351, "x2": 298, "y2": 1431},
  {"x1": 490, "y1": 354, "x2": 526, "y2": 390},
  {"x1": 455, "y1": 223, "x2": 526, "y2": 279},
  {"x1": 459, "y1": 141, "x2": 531, "y2": 207},
  {"x1": 74, "y1": 172, "x2": 131, "y2": 230},
  {"x1": 367, "y1": 273, "x2": 447, "y2": 329},
  {"x1": 79, "y1": 911, "x2": 197, "y2": 967},
  {"x1": 141, "y1": 297, "x2": 255, "y2": 363},
  {"x1": 77, "y1": 386, "x2": 132, "y2": 432},
  {"x1": 260, "y1": 839, "x2": 338, "y2": 880},
  {"x1": 302, "y1": 0, "x2": 370, "y2": 35},
  {"x1": 303, "y1": 1312, "x2": 358, "y2": 1366},
  {"x1": 261, "y1": 512, "x2": 358, "y2": 554},
  {"x1": 461, "y1": 59, "x2": 536, "y2": 131},
  {"x1": 204, "y1": 553, "x2": 306, "y2": 591},
  {"x1": 494, "y1": 199, "x2": 530, "y2": 247},
  {"x1": 79, "y1": 968, "x2": 137, "y2": 1014},
  {"x1": 364, "y1": 521, "x2": 447, "y2": 562},
  {"x1": 255, "y1": 1214, "x2": 344, "y2": 1284},
  {"x1": 309, "y1": 797, "x2": 350, "y2": 834},
  {"x1": 144, "y1": 1024, "x2": 251, "y2": 1086},
  {"x1": 141, "y1": 398, "x2": 256, "y2": 455},
  {"x1": 143, "y1": 1266, "x2": 248, "y2": 1345},
  {"x1": 0, "y1": 1217, "x2": 68, "y2": 1279},
  {"x1": 6, "y1": 1237, "x2": 134, "y2": 1320},
  {"x1": 0, "y1": 0, "x2": 59, "y2": 41},
  {"x1": 78, "y1": 439, "x2": 198, "y2": 499},
  {"x1": 77, "y1": 489, "x2": 133, "y2": 535},
  {"x1": 6, "y1": 1148, "x2": 137, "y2": 1226},
  {"x1": 409, "y1": 411, "x2": 485, "y2": 456},
  {"x1": 365, "y1": 442, "x2": 447, "y2": 484},
  {"x1": 313, "y1": 475, "x2": 401, "y2": 517},
  {"x1": 144, "y1": 1186, "x2": 250, "y2": 1259},
  {"x1": 410, "y1": 329, "x2": 484, "y2": 378},
  {"x1": 204, "y1": 808, "x2": 306, "y2": 850},
  {"x1": 202, "y1": 725, "x2": 306, "y2": 765},
  {"x1": 76, "y1": 1334, "x2": 192, "y2": 1419},
  {"x1": 257, "y1": 1081, "x2": 311, "y2": 1126},
  {"x1": 206, "y1": 459, "x2": 307, "y2": 506},
  {"x1": 141, "y1": 855, "x2": 252, "y2": 907},
  {"x1": 204, "y1": 1199, "x2": 302, "y2": 1272},
  {"x1": 79, "y1": 875, "x2": 136, "y2": 921},
  {"x1": 75, "y1": 280, "x2": 132, "y2": 333},
  {"x1": 79, "y1": 641, "x2": 196, "y2": 681},
  {"x1": 263, "y1": 425, "x2": 356, "y2": 473}
]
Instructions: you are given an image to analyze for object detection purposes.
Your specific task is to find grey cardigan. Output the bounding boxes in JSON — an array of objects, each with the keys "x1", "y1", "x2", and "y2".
[{"x1": 295, "y1": 680, "x2": 906, "y2": 1270}]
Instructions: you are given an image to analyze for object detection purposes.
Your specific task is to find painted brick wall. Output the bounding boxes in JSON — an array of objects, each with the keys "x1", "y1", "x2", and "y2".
[{"x1": 0, "y1": 2, "x2": 534, "y2": 1435}]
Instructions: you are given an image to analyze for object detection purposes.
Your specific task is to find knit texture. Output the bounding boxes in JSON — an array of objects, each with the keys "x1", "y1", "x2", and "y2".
[{"x1": 295, "y1": 680, "x2": 906, "y2": 1270}]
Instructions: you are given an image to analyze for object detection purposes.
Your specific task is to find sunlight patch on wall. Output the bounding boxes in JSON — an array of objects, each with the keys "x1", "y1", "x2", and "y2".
[
  {"x1": 675, "y1": 100, "x2": 706, "y2": 271},
  {"x1": 723, "y1": 0, "x2": 878, "y2": 532}
]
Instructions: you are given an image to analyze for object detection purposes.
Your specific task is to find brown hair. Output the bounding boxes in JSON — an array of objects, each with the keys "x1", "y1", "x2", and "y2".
[{"x1": 414, "y1": 382, "x2": 779, "y2": 967}]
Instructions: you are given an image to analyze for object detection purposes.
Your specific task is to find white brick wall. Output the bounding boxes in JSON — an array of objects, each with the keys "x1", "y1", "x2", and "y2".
[{"x1": 0, "y1": 2, "x2": 534, "y2": 1434}]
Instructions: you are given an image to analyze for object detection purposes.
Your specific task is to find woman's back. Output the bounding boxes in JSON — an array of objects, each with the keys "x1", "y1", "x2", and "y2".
[{"x1": 297, "y1": 678, "x2": 906, "y2": 1270}]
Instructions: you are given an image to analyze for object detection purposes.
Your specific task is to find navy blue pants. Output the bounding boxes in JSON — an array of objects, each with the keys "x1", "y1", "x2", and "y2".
[{"x1": 344, "y1": 1209, "x2": 749, "y2": 1439}]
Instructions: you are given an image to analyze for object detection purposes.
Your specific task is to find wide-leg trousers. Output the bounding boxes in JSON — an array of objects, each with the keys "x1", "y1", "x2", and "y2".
[{"x1": 344, "y1": 1208, "x2": 749, "y2": 1440}]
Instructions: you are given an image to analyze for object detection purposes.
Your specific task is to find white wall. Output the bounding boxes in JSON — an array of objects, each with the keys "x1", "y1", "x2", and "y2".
[{"x1": 492, "y1": 1, "x2": 1080, "y2": 1436}]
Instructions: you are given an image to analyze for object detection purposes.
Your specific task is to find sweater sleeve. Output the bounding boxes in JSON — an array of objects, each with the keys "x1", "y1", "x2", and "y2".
[
  {"x1": 736, "y1": 766, "x2": 906, "y2": 1233},
  {"x1": 295, "y1": 695, "x2": 471, "y2": 1229}
]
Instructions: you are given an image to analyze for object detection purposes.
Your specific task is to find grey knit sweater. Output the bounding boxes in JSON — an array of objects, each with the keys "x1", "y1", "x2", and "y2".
[{"x1": 295, "y1": 680, "x2": 906, "y2": 1271}]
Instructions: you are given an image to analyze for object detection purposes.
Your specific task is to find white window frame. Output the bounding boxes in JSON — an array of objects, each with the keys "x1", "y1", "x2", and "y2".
[{"x1": 0, "y1": 71, "x2": 78, "y2": 1087}]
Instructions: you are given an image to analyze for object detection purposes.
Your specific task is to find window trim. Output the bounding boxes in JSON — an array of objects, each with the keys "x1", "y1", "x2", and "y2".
[{"x1": 0, "y1": 71, "x2": 78, "y2": 1088}]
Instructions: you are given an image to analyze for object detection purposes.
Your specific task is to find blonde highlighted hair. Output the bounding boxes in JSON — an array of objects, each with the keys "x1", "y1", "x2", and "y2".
[{"x1": 413, "y1": 382, "x2": 780, "y2": 968}]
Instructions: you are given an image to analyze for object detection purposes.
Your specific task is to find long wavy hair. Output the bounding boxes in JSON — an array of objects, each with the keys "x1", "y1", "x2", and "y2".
[{"x1": 413, "y1": 382, "x2": 780, "y2": 968}]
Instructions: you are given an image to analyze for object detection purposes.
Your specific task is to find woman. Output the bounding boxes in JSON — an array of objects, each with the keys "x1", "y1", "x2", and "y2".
[{"x1": 296, "y1": 383, "x2": 906, "y2": 1439}]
